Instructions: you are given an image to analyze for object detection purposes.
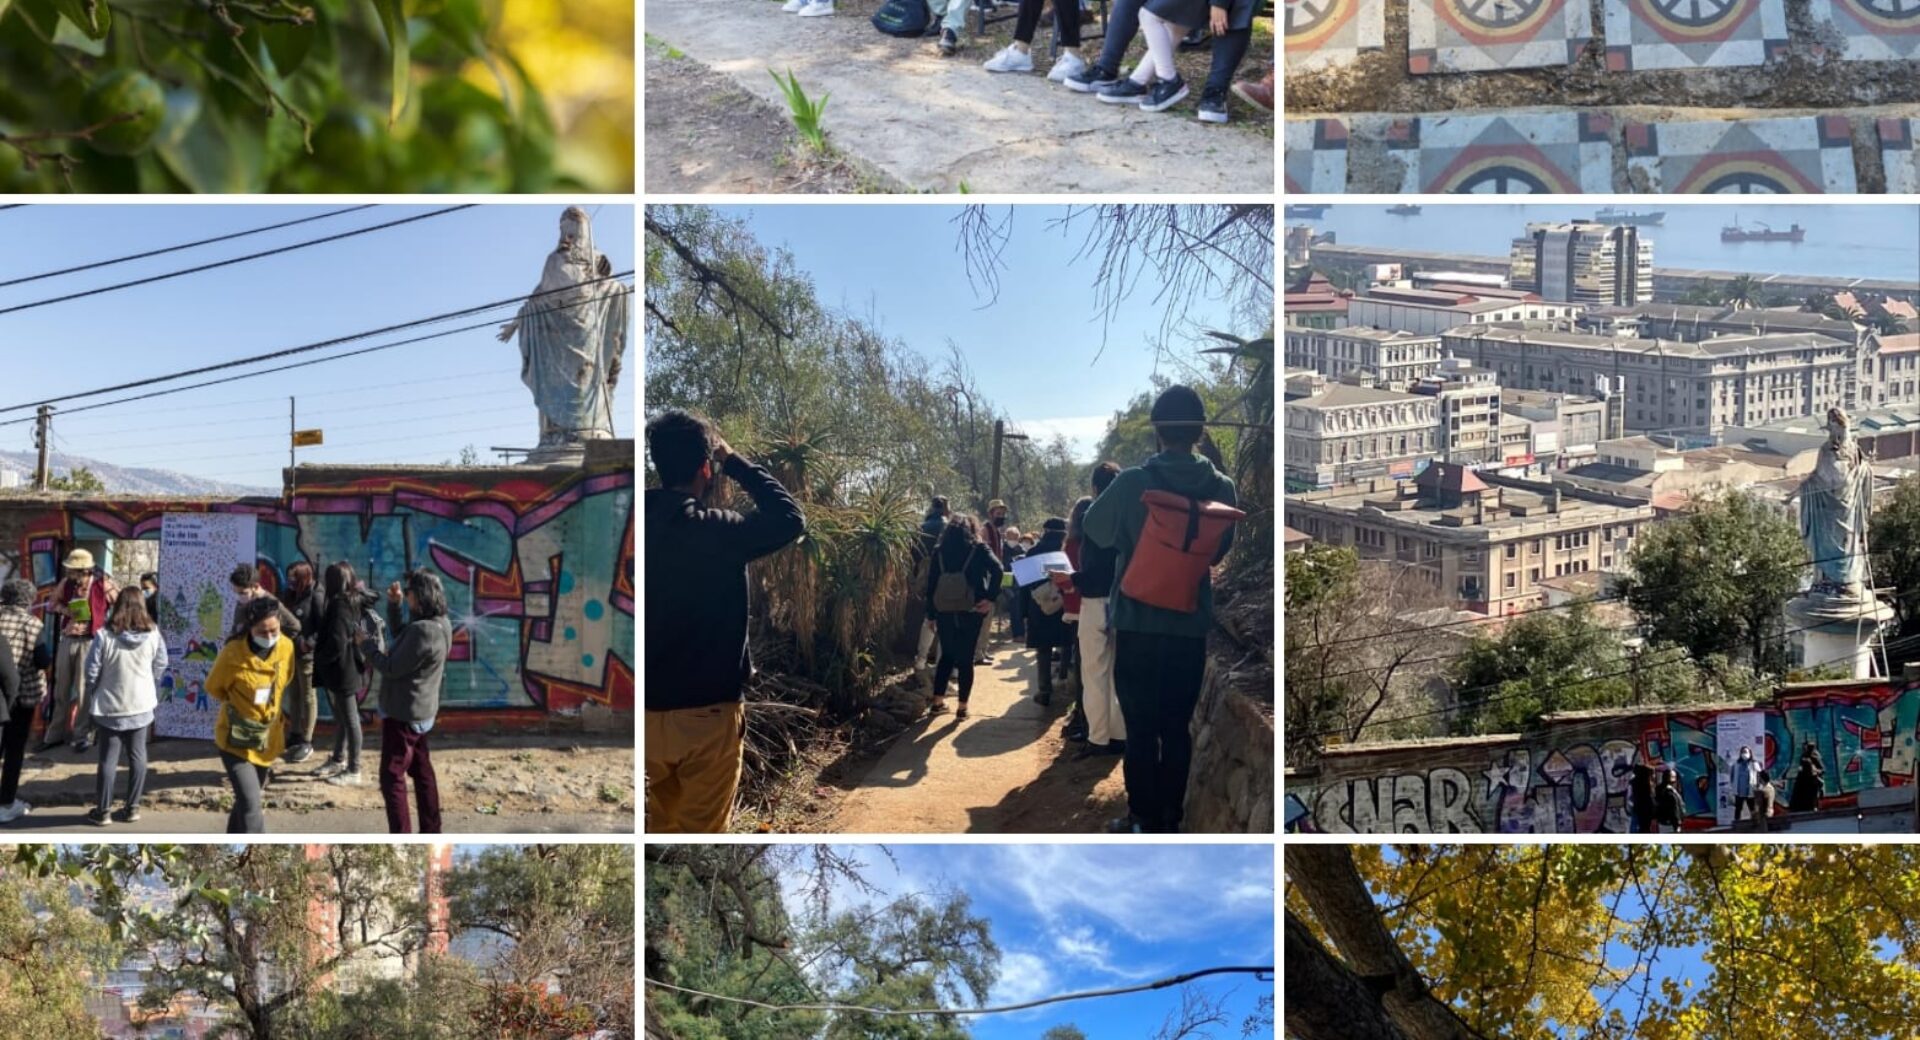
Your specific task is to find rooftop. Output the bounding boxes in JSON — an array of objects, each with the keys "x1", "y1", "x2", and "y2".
[
  {"x1": 1451, "y1": 322, "x2": 1836, "y2": 360},
  {"x1": 1592, "y1": 303, "x2": 1857, "y2": 339},
  {"x1": 1288, "y1": 383, "x2": 1426, "y2": 410},
  {"x1": 1301, "y1": 325, "x2": 1440, "y2": 344}
]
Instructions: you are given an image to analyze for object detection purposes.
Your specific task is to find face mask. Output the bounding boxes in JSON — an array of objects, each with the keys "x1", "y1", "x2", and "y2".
[{"x1": 252, "y1": 633, "x2": 279, "y2": 651}]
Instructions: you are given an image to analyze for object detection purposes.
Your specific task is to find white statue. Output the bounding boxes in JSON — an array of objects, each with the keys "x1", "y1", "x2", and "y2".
[
  {"x1": 1797, "y1": 407, "x2": 1874, "y2": 598},
  {"x1": 497, "y1": 206, "x2": 630, "y2": 461}
]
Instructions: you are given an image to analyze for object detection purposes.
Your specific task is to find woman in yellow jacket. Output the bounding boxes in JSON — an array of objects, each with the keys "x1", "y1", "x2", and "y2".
[{"x1": 210, "y1": 595, "x2": 296, "y2": 833}]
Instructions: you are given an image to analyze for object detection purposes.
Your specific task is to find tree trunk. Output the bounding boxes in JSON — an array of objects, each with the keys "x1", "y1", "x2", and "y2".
[
  {"x1": 1285, "y1": 911, "x2": 1411, "y2": 1040},
  {"x1": 1284, "y1": 846, "x2": 1475, "y2": 1040}
]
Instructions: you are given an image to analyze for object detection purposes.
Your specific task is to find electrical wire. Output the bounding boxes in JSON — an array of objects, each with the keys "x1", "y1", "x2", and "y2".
[
  {"x1": 0, "y1": 272, "x2": 633, "y2": 426},
  {"x1": 0, "y1": 205, "x2": 474, "y2": 318},
  {"x1": 0, "y1": 205, "x2": 376, "y2": 289},
  {"x1": 58, "y1": 389, "x2": 531, "y2": 457},
  {"x1": 642, "y1": 966, "x2": 1275, "y2": 1017}
]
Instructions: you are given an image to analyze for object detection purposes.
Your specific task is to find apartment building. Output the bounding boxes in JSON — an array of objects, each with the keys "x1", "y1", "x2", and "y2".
[
  {"x1": 1283, "y1": 325, "x2": 1444, "y2": 389},
  {"x1": 1509, "y1": 222, "x2": 1655, "y2": 307},
  {"x1": 1284, "y1": 383, "x2": 1439, "y2": 489},
  {"x1": 1410, "y1": 357, "x2": 1502, "y2": 465},
  {"x1": 1347, "y1": 286, "x2": 1581, "y2": 336}
]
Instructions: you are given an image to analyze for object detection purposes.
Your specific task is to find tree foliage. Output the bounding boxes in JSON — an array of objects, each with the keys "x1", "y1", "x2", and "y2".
[
  {"x1": 1621, "y1": 491, "x2": 1804, "y2": 675},
  {"x1": 1288, "y1": 844, "x2": 1920, "y2": 1040},
  {"x1": 49, "y1": 466, "x2": 106, "y2": 492},
  {"x1": 0, "y1": 864, "x2": 118, "y2": 1038},
  {"x1": 0, "y1": 0, "x2": 631, "y2": 193},
  {"x1": 1872, "y1": 473, "x2": 1920, "y2": 665}
]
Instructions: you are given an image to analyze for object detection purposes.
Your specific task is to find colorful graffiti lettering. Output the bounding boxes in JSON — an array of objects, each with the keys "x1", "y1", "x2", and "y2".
[
  {"x1": 5, "y1": 464, "x2": 634, "y2": 719},
  {"x1": 1289, "y1": 684, "x2": 1920, "y2": 833}
]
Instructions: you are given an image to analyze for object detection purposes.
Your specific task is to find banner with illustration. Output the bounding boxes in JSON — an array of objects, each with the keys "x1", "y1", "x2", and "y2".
[
  {"x1": 154, "y1": 513, "x2": 256, "y2": 739},
  {"x1": 1713, "y1": 711, "x2": 1767, "y2": 828}
]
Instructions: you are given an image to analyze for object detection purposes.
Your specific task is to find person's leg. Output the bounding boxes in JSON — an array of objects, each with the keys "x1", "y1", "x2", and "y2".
[
  {"x1": 1078, "y1": 607, "x2": 1121, "y2": 745},
  {"x1": 122, "y1": 724, "x2": 148, "y2": 809},
  {"x1": 955, "y1": 613, "x2": 983, "y2": 704},
  {"x1": 917, "y1": 618, "x2": 938, "y2": 669},
  {"x1": 380, "y1": 717, "x2": 414, "y2": 833},
  {"x1": 409, "y1": 732, "x2": 442, "y2": 834},
  {"x1": 933, "y1": 614, "x2": 959, "y2": 701},
  {"x1": 672, "y1": 702, "x2": 746, "y2": 833},
  {"x1": 1204, "y1": 27, "x2": 1251, "y2": 95},
  {"x1": 1013, "y1": 0, "x2": 1045, "y2": 42},
  {"x1": 1055, "y1": 0, "x2": 1082, "y2": 48},
  {"x1": 1035, "y1": 644, "x2": 1054, "y2": 698},
  {"x1": 222, "y1": 751, "x2": 265, "y2": 833},
  {"x1": 1110, "y1": 632, "x2": 1160, "y2": 827},
  {"x1": 343, "y1": 691, "x2": 364, "y2": 773},
  {"x1": 643, "y1": 709, "x2": 685, "y2": 830},
  {"x1": 1099, "y1": 0, "x2": 1143, "y2": 72},
  {"x1": 324, "y1": 688, "x2": 347, "y2": 765},
  {"x1": 1153, "y1": 634, "x2": 1208, "y2": 831},
  {"x1": 43, "y1": 639, "x2": 82, "y2": 745},
  {"x1": 1137, "y1": 7, "x2": 1182, "y2": 81},
  {"x1": 0, "y1": 711, "x2": 32, "y2": 805},
  {"x1": 289, "y1": 655, "x2": 317, "y2": 751},
  {"x1": 95, "y1": 729, "x2": 122, "y2": 815},
  {"x1": 972, "y1": 602, "x2": 992, "y2": 662}
]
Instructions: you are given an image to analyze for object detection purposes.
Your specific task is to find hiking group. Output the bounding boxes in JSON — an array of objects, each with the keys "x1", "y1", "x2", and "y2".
[
  {"x1": 0, "y1": 551, "x2": 452, "y2": 834},
  {"x1": 770, "y1": 0, "x2": 1274, "y2": 124},
  {"x1": 644, "y1": 385, "x2": 1242, "y2": 835}
]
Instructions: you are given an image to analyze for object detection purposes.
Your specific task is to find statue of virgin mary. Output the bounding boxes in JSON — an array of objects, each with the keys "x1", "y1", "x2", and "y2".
[
  {"x1": 1797, "y1": 407, "x2": 1874, "y2": 598},
  {"x1": 497, "y1": 207, "x2": 630, "y2": 461}
]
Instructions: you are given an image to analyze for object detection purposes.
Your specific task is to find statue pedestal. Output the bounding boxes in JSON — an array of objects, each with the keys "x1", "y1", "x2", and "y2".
[
  {"x1": 1785, "y1": 588, "x2": 1896, "y2": 679},
  {"x1": 525, "y1": 443, "x2": 589, "y2": 466}
]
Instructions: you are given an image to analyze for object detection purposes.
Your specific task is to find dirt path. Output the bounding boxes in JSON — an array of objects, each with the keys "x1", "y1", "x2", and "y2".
[
  {"x1": 645, "y1": 0, "x2": 1275, "y2": 194},
  {"x1": 827, "y1": 635, "x2": 1126, "y2": 834}
]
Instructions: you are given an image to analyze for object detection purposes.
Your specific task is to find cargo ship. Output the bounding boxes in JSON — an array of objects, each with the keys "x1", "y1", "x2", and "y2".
[
  {"x1": 1285, "y1": 204, "x2": 1331, "y2": 219},
  {"x1": 1594, "y1": 206, "x2": 1665, "y2": 226},
  {"x1": 1386, "y1": 204, "x2": 1422, "y2": 216},
  {"x1": 1721, "y1": 216, "x2": 1805, "y2": 243}
]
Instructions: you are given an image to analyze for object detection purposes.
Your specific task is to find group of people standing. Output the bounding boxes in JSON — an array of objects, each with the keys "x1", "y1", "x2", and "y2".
[
  {"x1": 644, "y1": 384, "x2": 1239, "y2": 835},
  {"x1": 1623, "y1": 741, "x2": 1830, "y2": 834},
  {"x1": 0, "y1": 548, "x2": 452, "y2": 834}
]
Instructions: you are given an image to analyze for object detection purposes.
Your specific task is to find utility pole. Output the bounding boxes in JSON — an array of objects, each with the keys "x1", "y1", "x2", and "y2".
[
  {"x1": 988, "y1": 419, "x2": 1028, "y2": 507},
  {"x1": 288, "y1": 396, "x2": 297, "y2": 498},
  {"x1": 32, "y1": 405, "x2": 51, "y2": 491}
]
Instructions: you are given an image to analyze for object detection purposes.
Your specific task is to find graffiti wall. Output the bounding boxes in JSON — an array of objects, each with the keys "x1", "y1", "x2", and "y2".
[
  {"x1": 1287, "y1": 682, "x2": 1920, "y2": 833},
  {"x1": 0, "y1": 447, "x2": 634, "y2": 722}
]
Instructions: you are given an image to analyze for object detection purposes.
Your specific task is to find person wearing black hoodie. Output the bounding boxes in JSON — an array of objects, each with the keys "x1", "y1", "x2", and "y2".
[
  {"x1": 644, "y1": 409, "x2": 806, "y2": 833},
  {"x1": 924, "y1": 514, "x2": 1003, "y2": 720},
  {"x1": 280, "y1": 561, "x2": 326, "y2": 765},
  {"x1": 1020, "y1": 518, "x2": 1073, "y2": 707},
  {"x1": 1082, "y1": 386, "x2": 1237, "y2": 834},
  {"x1": 912, "y1": 497, "x2": 950, "y2": 674}
]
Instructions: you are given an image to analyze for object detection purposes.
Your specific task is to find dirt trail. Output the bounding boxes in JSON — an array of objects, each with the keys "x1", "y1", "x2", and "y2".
[
  {"x1": 645, "y1": 0, "x2": 1274, "y2": 194},
  {"x1": 828, "y1": 636, "x2": 1125, "y2": 834}
]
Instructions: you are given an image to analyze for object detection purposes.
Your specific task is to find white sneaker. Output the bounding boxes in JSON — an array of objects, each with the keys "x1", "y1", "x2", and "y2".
[
  {"x1": 1048, "y1": 51, "x2": 1088, "y2": 83},
  {"x1": 325, "y1": 770, "x2": 364, "y2": 787},
  {"x1": 781, "y1": 0, "x2": 806, "y2": 10},
  {"x1": 797, "y1": 0, "x2": 833, "y2": 14},
  {"x1": 983, "y1": 45, "x2": 1035, "y2": 73},
  {"x1": 0, "y1": 799, "x2": 29, "y2": 824}
]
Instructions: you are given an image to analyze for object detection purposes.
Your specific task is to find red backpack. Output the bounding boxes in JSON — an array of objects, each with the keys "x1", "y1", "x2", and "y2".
[{"x1": 1119, "y1": 489, "x2": 1244, "y2": 613}]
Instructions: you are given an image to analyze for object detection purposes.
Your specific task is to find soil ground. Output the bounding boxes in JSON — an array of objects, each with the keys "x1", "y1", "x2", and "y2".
[
  {"x1": 1285, "y1": 0, "x2": 1920, "y2": 115},
  {"x1": 645, "y1": 0, "x2": 1275, "y2": 194},
  {"x1": 1, "y1": 732, "x2": 635, "y2": 834},
  {"x1": 770, "y1": 629, "x2": 1128, "y2": 834}
]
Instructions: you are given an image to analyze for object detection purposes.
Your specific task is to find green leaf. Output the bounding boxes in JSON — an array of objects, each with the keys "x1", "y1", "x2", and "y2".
[
  {"x1": 156, "y1": 103, "x2": 268, "y2": 193},
  {"x1": 0, "y1": 0, "x2": 13, "y2": 23},
  {"x1": 370, "y1": 0, "x2": 410, "y2": 124},
  {"x1": 48, "y1": 12, "x2": 101, "y2": 52},
  {"x1": 48, "y1": 0, "x2": 104, "y2": 37}
]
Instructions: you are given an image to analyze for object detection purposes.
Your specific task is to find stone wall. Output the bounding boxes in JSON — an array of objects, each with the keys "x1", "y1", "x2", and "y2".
[
  {"x1": 1183, "y1": 638, "x2": 1277, "y2": 834},
  {"x1": 0, "y1": 440, "x2": 634, "y2": 726},
  {"x1": 1286, "y1": 678, "x2": 1920, "y2": 833}
]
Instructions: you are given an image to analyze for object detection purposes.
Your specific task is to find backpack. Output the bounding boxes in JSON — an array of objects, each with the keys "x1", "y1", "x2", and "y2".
[
  {"x1": 872, "y1": 0, "x2": 931, "y2": 37},
  {"x1": 932, "y1": 546, "x2": 979, "y2": 613},
  {"x1": 1118, "y1": 488, "x2": 1245, "y2": 613}
]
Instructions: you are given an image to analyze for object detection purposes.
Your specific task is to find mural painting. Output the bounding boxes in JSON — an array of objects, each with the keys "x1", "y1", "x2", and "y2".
[
  {"x1": 1, "y1": 463, "x2": 634, "y2": 725},
  {"x1": 1288, "y1": 683, "x2": 1920, "y2": 833}
]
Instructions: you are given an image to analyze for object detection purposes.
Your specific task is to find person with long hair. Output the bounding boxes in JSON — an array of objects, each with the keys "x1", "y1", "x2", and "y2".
[
  {"x1": 280, "y1": 560, "x2": 325, "y2": 764},
  {"x1": 210, "y1": 595, "x2": 296, "y2": 833},
  {"x1": 313, "y1": 562, "x2": 371, "y2": 785},
  {"x1": 83, "y1": 587, "x2": 168, "y2": 825},
  {"x1": 360, "y1": 569, "x2": 452, "y2": 834},
  {"x1": 924, "y1": 514, "x2": 1004, "y2": 719},
  {"x1": 0, "y1": 579, "x2": 48, "y2": 824}
]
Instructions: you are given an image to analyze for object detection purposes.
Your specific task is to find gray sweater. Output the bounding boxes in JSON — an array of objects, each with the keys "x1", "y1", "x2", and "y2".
[
  {"x1": 364, "y1": 603, "x2": 449, "y2": 724},
  {"x1": 85, "y1": 628, "x2": 169, "y2": 720}
]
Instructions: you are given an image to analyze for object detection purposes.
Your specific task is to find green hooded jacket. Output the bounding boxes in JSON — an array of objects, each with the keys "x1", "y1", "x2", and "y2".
[{"x1": 1080, "y1": 450, "x2": 1238, "y2": 638}]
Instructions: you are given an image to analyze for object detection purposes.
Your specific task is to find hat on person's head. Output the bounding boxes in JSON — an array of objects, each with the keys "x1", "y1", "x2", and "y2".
[
  {"x1": 1150, "y1": 385, "x2": 1207, "y2": 426},
  {"x1": 63, "y1": 548, "x2": 94, "y2": 571},
  {"x1": 988, "y1": 499, "x2": 1006, "y2": 512},
  {"x1": 1043, "y1": 517, "x2": 1067, "y2": 533}
]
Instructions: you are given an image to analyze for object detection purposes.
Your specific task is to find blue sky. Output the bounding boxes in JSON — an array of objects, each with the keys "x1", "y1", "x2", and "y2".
[
  {"x1": 0, "y1": 204, "x2": 635, "y2": 489},
  {"x1": 784, "y1": 844, "x2": 1276, "y2": 1039},
  {"x1": 717, "y1": 205, "x2": 1248, "y2": 460}
]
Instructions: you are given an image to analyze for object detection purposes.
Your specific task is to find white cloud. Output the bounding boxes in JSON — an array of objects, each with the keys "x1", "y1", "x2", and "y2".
[
  {"x1": 992, "y1": 950, "x2": 1056, "y2": 1007},
  {"x1": 1012, "y1": 415, "x2": 1111, "y2": 458},
  {"x1": 989, "y1": 845, "x2": 1274, "y2": 944}
]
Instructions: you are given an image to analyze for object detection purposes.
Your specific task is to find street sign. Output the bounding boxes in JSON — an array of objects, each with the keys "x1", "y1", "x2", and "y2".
[{"x1": 292, "y1": 429, "x2": 324, "y2": 447}]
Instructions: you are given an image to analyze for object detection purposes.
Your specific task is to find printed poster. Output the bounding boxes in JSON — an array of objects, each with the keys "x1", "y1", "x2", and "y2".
[
  {"x1": 155, "y1": 513, "x2": 256, "y2": 739},
  {"x1": 1714, "y1": 711, "x2": 1766, "y2": 828}
]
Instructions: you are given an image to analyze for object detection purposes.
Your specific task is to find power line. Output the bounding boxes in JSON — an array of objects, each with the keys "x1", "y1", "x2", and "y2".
[
  {"x1": 0, "y1": 205, "x2": 376, "y2": 289},
  {"x1": 0, "y1": 271, "x2": 633, "y2": 426},
  {"x1": 642, "y1": 965, "x2": 1274, "y2": 1017},
  {"x1": 44, "y1": 367, "x2": 525, "y2": 437},
  {"x1": 57, "y1": 389, "x2": 530, "y2": 455},
  {"x1": 0, "y1": 204, "x2": 474, "y2": 318}
]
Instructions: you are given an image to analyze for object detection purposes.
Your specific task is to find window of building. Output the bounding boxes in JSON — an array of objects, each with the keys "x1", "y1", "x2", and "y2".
[
  {"x1": 1505, "y1": 572, "x2": 1517, "y2": 590},
  {"x1": 1505, "y1": 544, "x2": 1517, "y2": 560}
]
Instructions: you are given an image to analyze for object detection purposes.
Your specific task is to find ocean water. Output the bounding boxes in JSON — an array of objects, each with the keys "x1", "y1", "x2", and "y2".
[{"x1": 1297, "y1": 203, "x2": 1920, "y2": 283}]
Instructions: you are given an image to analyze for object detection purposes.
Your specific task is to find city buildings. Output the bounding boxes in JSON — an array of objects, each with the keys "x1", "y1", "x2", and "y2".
[
  {"x1": 1410, "y1": 357, "x2": 1502, "y2": 466},
  {"x1": 1283, "y1": 326, "x2": 1443, "y2": 389},
  {"x1": 1509, "y1": 222, "x2": 1655, "y2": 307},
  {"x1": 1346, "y1": 286, "x2": 1580, "y2": 336},
  {"x1": 1283, "y1": 379, "x2": 1439, "y2": 490}
]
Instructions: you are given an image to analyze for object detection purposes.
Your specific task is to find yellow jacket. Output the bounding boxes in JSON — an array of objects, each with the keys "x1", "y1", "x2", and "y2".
[{"x1": 209, "y1": 637, "x2": 294, "y2": 768}]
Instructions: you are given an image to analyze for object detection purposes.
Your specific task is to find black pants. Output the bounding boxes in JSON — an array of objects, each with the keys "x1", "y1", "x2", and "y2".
[
  {"x1": 221, "y1": 750, "x2": 271, "y2": 834},
  {"x1": 1205, "y1": 28, "x2": 1251, "y2": 94},
  {"x1": 1112, "y1": 630, "x2": 1207, "y2": 831},
  {"x1": 1095, "y1": 0, "x2": 1144, "y2": 72},
  {"x1": 934, "y1": 612, "x2": 986, "y2": 702},
  {"x1": 1016, "y1": 0, "x2": 1080, "y2": 46},
  {"x1": 95, "y1": 724, "x2": 149, "y2": 813},
  {"x1": 0, "y1": 705, "x2": 32, "y2": 805}
]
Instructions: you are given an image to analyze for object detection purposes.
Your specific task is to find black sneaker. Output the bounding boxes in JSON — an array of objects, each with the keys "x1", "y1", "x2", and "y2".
[
  {"x1": 87, "y1": 807, "x2": 112, "y2": 826},
  {"x1": 285, "y1": 743, "x2": 314, "y2": 764},
  {"x1": 1064, "y1": 62, "x2": 1119, "y2": 93},
  {"x1": 1139, "y1": 76, "x2": 1188, "y2": 113},
  {"x1": 1097, "y1": 79, "x2": 1148, "y2": 105},
  {"x1": 1198, "y1": 88, "x2": 1228, "y2": 123},
  {"x1": 1105, "y1": 814, "x2": 1149, "y2": 834},
  {"x1": 112, "y1": 806, "x2": 141, "y2": 824},
  {"x1": 939, "y1": 28, "x2": 958, "y2": 56}
]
